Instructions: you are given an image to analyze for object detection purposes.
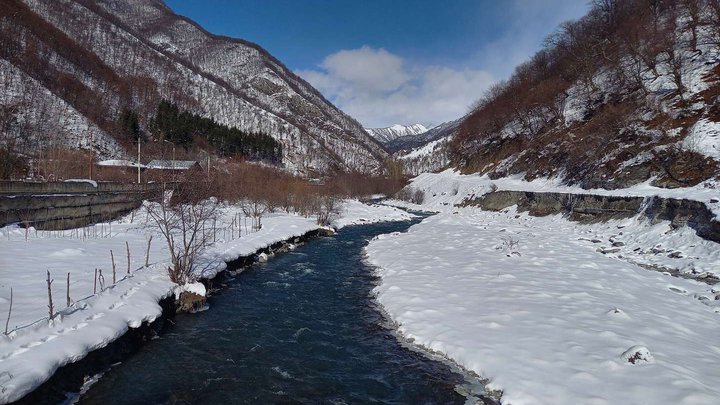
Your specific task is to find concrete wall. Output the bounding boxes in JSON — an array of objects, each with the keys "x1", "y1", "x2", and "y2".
[{"x1": 0, "y1": 182, "x2": 164, "y2": 230}]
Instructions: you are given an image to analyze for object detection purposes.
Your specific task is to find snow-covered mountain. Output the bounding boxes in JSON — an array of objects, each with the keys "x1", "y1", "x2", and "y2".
[
  {"x1": 389, "y1": 119, "x2": 461, "y2": 175},
  {"x1": 0, "y1": 0, "x2": 387, "y2": 173},
  {"x1": 365, "y1": 124, "x2": 428, "y2": 144},
  {"x1": 387, "y1": 119, "x2": 460, "y2": 153}
]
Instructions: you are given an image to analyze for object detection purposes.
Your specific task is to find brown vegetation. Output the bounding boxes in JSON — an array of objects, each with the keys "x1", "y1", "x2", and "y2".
[
  {"x1": 212, "y1": 159, "x2": 406, "y2": 217},
  {"x1": 454, "y1": 0, "x2": 720, "y2": 188}
]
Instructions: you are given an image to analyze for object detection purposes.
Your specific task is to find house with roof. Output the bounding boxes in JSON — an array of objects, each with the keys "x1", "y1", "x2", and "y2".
[
  {"x1": 145, "y1": 160, "x2": 202, "y2": 178},
  {"x1": 95, "y1": 159, "x2": 145, "y2": 182}
]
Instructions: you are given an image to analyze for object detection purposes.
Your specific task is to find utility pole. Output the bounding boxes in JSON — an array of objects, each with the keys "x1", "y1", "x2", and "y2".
[
  {"x1": 88, "y1": 128, "x2": 94, "y2": 180},
  {"x1": 137, "y1": 137, "x2": 141, "y2": 184}
]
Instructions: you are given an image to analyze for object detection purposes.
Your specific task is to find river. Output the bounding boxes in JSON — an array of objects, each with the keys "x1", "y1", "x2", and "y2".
[{"x1": 73, "y1": 219, "x2": 489, "y2": 404}]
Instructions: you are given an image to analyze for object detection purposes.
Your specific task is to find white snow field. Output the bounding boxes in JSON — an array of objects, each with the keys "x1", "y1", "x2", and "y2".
[
  {"x1": 0, "y1": 199, "x2": 411, "y2": 403},
  {"x1": 368, "y1": 171, "x2": 720, "y2": 404}
]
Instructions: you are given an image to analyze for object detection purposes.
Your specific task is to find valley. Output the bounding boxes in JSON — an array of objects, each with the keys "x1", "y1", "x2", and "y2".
[{"x1": 1, "y1": 1, "x2": 719, "y2": 404}]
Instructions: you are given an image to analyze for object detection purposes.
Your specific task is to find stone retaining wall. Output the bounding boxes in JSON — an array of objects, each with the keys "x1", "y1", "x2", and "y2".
[{"x1": 0, "y1": 181, "x2": 164, "y2": 230}]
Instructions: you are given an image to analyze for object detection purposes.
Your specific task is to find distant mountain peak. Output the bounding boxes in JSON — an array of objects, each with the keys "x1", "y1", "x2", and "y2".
[{"x1": 365, "y1": 123, "x2": 428, "y2": 144}]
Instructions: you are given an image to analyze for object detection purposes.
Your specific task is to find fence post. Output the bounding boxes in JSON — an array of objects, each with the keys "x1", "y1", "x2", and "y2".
[
  {"x1": 126, "y1": 241, "x2": 131, "y2": 274},
  {"x1": 46, "y1": 270, "x2": 54, "y2": 321},
  {"x1": 111, "y1": 250, "x2": 116, "y2": 283},
  {"x1": 145, "y1": 236, "x2": 153, "y2": 267},
  {"x1": 66, "y1": 272, "x2": 71, "y2": 307},
  {"x1": 4, "y1": 287, "x2": 12, "y2": 335}
]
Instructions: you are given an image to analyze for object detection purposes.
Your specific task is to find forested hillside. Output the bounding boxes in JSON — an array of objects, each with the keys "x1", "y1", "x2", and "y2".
[
  {"x1": 0, "y1": 0, "x2": 387, "y2": 175},
  {"x1": 453, "y1": 0, "x2": 720, "y2": 189}
]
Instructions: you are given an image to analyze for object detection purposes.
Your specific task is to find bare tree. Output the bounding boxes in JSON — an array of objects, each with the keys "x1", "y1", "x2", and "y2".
[
  {"x1": 241, "y1": 200, "x2": 267, "y2": 231},
  {"x1": 144, "y1": 175, "x2": 219, "y2": 285}
]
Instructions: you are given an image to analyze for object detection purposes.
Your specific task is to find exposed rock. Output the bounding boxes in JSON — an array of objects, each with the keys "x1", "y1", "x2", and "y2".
[
  {"x1": 177, "y1": 291, "x2": 206, "y2": 313},
  {"x1": 620, "y1": 345, "x2": 654, "y2": 365},
  {"x1": 463, "y1": 191, "x2": 720, "y2": 243}
]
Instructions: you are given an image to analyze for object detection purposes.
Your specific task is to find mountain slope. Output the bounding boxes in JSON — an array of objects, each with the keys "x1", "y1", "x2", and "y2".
[
  {"x1": 452, "y1": 0, "x2": 720, "y2": 189},
  {"x1": 365, "y1": 124, "x2": 427, "y2": 144},
  {"x1": 0, "y1": 0, "x2": 387, "y2": 173},
  {"x1": 390, "y1": 119, "x2": 461, "y2": 175}
]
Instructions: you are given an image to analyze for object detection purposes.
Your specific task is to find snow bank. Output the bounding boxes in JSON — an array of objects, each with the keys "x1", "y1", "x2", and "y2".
[
  {"x1": 332, "y1": 199, "x2": 415, "y2": 229},
  {"x1": 683, "y1": 119, "x2": 720, "y2": 160},
  {"x1": 367, "y1": 208, "x2": 720, "y2": 404},
  {"x1": 195, "y1": 212, "x2": 320, "y2": 280}
]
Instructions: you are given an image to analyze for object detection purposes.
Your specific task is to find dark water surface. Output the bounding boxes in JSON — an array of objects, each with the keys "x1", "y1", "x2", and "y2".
[{"x1": 77, "y1": 220, "x2": 484, "y2": 404}]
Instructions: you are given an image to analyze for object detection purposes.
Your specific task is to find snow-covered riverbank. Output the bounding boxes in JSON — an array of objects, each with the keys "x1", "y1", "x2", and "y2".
[
  {"x1": 0, "y1": 199, "x2": 412, "y2": 403},
  {"x1": 367, "y1": 171, "x2": 720, "y2": 404}
]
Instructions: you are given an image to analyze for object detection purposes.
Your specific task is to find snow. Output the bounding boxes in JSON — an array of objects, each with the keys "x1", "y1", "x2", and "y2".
[
  {"x1": 368, "y1": 169, "x2": 720, "y2": 403},
  {"x1": 365, "y1": 123, "x2": 429, "y2": 144},
  {"x1": 173, "y1": 282, "x2": 206, "y2": 298},
  {"x1": 683, "y1": 119, "x2": 720, "y2": 160},
  {"x1": 390, "y1": 169, "x2": 720, "y2": 217},
  {"x1": 366, "y1": 207, "x2": 720, "y2": 405},
  {"x1": 400, "y1": 137, "x2": 447, "y2": 160},
  {"x1": 331, "y1": 199, "x2": 415, "y2": 229},
  {"x1": 0, "y1": 199, "x2": 409, "y2": 402},
  {"x1": 62, "y1": 179, "x2": 98, "y2": 187},
  {"x1": 96, "y1": 160, "x2": 143, "y2": 168}
]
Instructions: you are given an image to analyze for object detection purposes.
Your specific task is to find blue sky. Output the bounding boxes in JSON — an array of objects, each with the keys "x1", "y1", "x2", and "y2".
[{"x1": 165, "y1": 0, "x2": 590, "y2": 127}]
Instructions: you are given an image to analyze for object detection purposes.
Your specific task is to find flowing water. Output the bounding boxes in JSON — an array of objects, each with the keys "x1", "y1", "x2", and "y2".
[{"x1": 75, "y1": 219, "x2": 488, "y2": 404}]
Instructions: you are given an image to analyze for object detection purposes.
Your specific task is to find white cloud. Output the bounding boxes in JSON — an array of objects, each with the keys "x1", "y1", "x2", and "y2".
[
  {"x1": 296, "y1": 1, "x2": 589, "y2": 128},
  {"x1": 297, "y1": 47, "x2": 494, "y2": 128}
]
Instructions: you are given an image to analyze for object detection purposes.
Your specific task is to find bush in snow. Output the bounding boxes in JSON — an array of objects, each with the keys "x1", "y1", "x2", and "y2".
[
  {"x1": 396, "y1": 186, "x2": 425, "y2": 204},
  {"x1": 315, "y1": 195, "x2": 340, "y2": 226},
  {"x1": 496, "y1": 236, "x2": 521, "y2": 257}
]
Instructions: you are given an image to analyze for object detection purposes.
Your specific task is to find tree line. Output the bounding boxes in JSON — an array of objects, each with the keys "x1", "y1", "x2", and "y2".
[{"x1": 147, "y1": 100, "x2": 282, "y2": 163}]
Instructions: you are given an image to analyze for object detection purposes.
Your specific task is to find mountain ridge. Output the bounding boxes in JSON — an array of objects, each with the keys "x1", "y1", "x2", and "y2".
[
  {"x1": 0, "y1": 0, "x2": 387, "y2": 174},
  {"x1": 365, "y1": 123, "x2": 428, "y2": 144}
]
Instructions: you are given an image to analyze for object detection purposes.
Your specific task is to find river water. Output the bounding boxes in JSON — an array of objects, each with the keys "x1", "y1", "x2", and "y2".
[{"x1": 75, "y1": 219, "x2": 488, "y2": 404}]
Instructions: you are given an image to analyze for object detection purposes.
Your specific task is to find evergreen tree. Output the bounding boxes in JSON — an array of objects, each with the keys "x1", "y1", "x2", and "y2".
[
  {"x1": 149, "y1": 100, "x2": 282, "y2": 163},
  {"x1": 118, "y1": 107, "x2": 142, "y2": 141}
]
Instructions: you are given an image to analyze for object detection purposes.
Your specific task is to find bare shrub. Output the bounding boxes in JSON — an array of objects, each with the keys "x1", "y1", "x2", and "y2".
[
  {"x1": 0, "y1": 144, "x2": 28, "y2": 180},
  {"x1": 497, "y1": 236, "x2": 521, "y2": 257},
  {"x1": 412, "y1": 189, "x2": 425, "y2": 204},
  {"x1": 36, "y1": 147, "x2": 94, "y2": 181},
  {"x1": 315, "y1": 195, "x2": 340, "y2": 226},
  {"x1": 145, "y1": 172, "x2": 219, "y2": 285},
  {"x1": 396, "y1": 186, "x2": 425, "y2": 204},
  {"x1": 210, "y1": 160, "x2": 408, "y2": 215},
  {"x1": 241, "y1": 200, "x2": 268, "y2": 231}
]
